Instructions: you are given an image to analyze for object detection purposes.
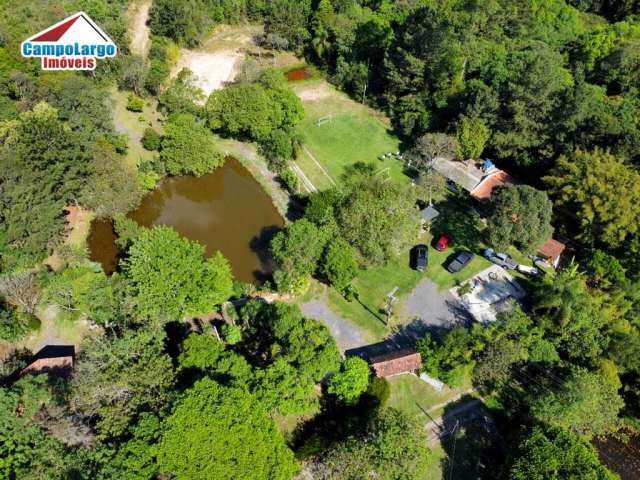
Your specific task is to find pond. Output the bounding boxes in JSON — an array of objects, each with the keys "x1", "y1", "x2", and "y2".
[{"x1": 87, "y1": 157, "x2": 285, "y2": 284}]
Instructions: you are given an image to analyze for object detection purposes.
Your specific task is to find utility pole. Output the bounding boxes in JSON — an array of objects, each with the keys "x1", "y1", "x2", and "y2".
[{"x1": 384, "y1": 287, "x2": 399, "y2": 326}]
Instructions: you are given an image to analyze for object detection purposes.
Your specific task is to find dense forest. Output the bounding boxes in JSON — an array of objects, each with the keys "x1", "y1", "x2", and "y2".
[{"x1": 0, "y1": 0, "x2": 639, "y2": 478}]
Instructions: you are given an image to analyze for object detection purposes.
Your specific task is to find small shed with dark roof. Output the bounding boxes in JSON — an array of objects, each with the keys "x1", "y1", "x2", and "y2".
[
  {"x1": 420, "y1": 205, "x2": 440, "y2": 224},
  {"x1": 369, "y1": 349, "x2": 422, "y2": 378}
]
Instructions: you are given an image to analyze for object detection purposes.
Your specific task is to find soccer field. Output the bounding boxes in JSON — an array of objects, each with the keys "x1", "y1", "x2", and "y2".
[{"x1": 293, "y1": 79, "x2": 408, "y2": 191}]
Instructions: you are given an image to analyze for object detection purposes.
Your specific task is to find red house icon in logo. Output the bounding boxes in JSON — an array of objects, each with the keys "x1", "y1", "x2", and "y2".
[{"x1": 21, "y1": 12, "x2": 117, "y2": 70}]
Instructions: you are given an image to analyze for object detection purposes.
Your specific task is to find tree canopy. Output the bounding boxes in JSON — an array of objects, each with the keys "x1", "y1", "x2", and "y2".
[
  {"x1": 123, "y1": 226, "x2": 233, "y2": 320},
  {"x1": 545, "y1": 149, "x2": 640, "y2": 247},
  {"x1": 487, "y1": 184, "x2": 554, "y2": 254},
  {"x1": 156, "y1": 378, "x2": 298, "y2": 480},
  {"x1": 160, "y1": 113, "x2": 225, "y2": 176},
  {"x1": 508, "y1": 426, "x2": 618, "y2": 480}
]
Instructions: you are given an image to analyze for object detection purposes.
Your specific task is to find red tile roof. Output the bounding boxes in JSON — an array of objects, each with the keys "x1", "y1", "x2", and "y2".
[
  {"x1": 538, "y1": 239, "x2": 566, "y2": 265},
  {"x1": 470, "y1": 170, "x2": 515, "y2": 202},
  {"x1": 19, "y1": 345, "x2": 75, "y2": 377},
  {"x1": 369, "y1": 349, "x2": 422, "y2": 378}
]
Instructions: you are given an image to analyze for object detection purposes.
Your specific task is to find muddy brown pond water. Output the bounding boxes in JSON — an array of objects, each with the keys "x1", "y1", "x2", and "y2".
[{"x1": 87, "y1": 157, "x2": 285, "y2": 284}]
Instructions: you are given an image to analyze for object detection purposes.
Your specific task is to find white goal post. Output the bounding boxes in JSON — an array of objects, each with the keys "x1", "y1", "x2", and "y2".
[{"x1": 316, "y1": 114, "x2": 333, "y2": 126}]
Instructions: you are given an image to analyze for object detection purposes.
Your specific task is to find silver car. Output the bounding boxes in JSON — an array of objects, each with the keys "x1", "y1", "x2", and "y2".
[{"x1": 483, "y1": 248, "x2": 518, "y2": 270}]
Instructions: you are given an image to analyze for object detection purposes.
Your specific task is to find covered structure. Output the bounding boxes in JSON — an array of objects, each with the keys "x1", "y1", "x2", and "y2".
[
  {"x1": 369, "y1": 349, "x2": 422, "y2": 378},
  {"x1": 419, "y1": 205, "x2": 440, "y2": 225},
  {"x1": 20, "y1": 345, "x2": 75, "y2": 377},
  {"x1": 431, "y1": 157, "x2": 515, "y2": 202},
  {"x1": 537, "y1": 238, "x2": 566, "y2": 269}
]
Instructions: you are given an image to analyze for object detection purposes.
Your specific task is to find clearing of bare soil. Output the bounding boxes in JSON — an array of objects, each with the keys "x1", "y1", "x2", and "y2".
[
  {"x1": 170, "y1": 25, "x2": 260, "y2": 98},
  {"x1": 171, "y1": 49, "x2": 243, "y2": 97},
  {"x1": 293, "y1": 81, "x2": 334, "y2": 102},
  {"x1": 170, "y1": 24, "x2": 300, "y2": 98},
  {"x1": 128, "y1": 0, "x2": 151, "y2": 57}
]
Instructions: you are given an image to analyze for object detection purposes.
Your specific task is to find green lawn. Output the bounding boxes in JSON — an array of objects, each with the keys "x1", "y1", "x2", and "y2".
[
  {"x1": 387, "y1": 374, "x2": 471, "y2": 421},
  {"x1": 109, "y1": 86, "x2": 163, "y2": 168},
  {"x1": 320, "y1": 201, "x2": 495, "y2": 340},
  {"x1": 293, "y1": 79, "x2": 407, "y2": 189},
  {"x1": 426, "y1": 243, "x2": 493, "y2": 291},
  {"x1": 386, "y1": 374, "x2": 476, "y2": 480},
  {"x1": 324, "y1": 250, "x2": 425, "y2": 341}
]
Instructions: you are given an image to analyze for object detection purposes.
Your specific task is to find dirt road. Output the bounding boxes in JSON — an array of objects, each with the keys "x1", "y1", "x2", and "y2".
[{"x1": 129, "y1": 1, "x2": 151, "y2": 57}]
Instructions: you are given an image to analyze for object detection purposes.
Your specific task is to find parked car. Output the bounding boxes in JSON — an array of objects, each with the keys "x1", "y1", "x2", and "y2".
[
  {"x1": 413, "y1": 244, "x2": 429, "y2": 272},
  {"x1": 517, "y1": 264, "x2": 541, "y2": 276},
  {"x1": 446, "y1": 251, "x2": 475, "y2": 273},
  {"x1": 483, "y1": 248, "x2": 518, "y2": 270},
  {"x1": 435, "y1": 234, "x2": 451, "y2": 251}
]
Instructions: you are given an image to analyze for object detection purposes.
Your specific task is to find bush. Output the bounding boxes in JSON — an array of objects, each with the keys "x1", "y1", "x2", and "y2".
[
  {"x1": 146, "y1": 59, "x2": 170, "y2": 95},
  {"x1": 279, "y1": 170, "x2": 299, "y2": 193},
  {"x1": 367, "y1": 377, "x2": 390, "y2": 407},
  {"x1": 221, "y1": 324, "x2": 242, "y2": 345},
  {"x1": 322, "y1": 238, "x2": 359, "y2": 292},
  {"x1": 142, "y1": 128, "x2": 162, "y2": 151},
  {"x1": 262, "y1": 129, "x2": 294, "y2": 163},
  {"x1": 126, "y1": 93, "x2": 145, "y2": 112},
  {"x1": 0, "y1": 306, "x2": 34, "y2": 342}
]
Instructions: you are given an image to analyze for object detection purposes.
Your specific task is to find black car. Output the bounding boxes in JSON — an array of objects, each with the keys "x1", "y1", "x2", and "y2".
[
  {"x1": 446, "y1": 251, "x2": 475, "y2": 273},
  {"x1": 413, "y1": 244, "x2": 428, "y2": 272}
]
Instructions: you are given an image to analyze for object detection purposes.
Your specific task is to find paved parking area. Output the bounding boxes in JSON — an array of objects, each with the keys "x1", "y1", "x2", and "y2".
[
  {"x1": 401, "y1": 278, "x2": 469, "y2": 328},
  {"x1": 300, "y1": 298, "x2": 368, "y2": 351},
  {"x1": 450, "y1": 265, "x2": 526, "y2": 323}
]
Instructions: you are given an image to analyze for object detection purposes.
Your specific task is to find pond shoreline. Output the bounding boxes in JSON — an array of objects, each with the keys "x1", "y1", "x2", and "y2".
[
  {"x1": 217, "y1": 138, "x2": 296, "y2": 221},
  {"x1": 88, "y1": 157, "x2": 285, "y2": 284}
]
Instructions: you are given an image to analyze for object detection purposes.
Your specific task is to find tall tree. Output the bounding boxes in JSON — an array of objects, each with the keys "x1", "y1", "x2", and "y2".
[
  {"x1": 328, "y1": 356, "x2": 371, "y2": 404},
  {"x1": 530, "y1": 367, "x2": 623, "y2": 438},
  {"x1": 160, "y1": 113, "x2": 225, "y2": 176},
  {"x1": 156, "y1": 378, "x2": 298, "y2": 480},
  {"x1": 456, "y1": 116, "x2": 490, "y2": 160},
  {"x1": 508, "y1": 426, "x2": 618, "y2": 480},
  {"x1": 70, "y1": 327, "x2": 175, "y2": 439},
  {"x1": 123, "y1": 226, "x2": 233, "y2": 320},
  {"x1": 487, "y1": 184, "x2": 554, "y2": 254},
  {"x1": 545, "y1": 149, "x2": 640, "y2": 247},
  {"x1": 337, "y1": 179, "x2": 420, "y2": 266},
  {"x1": 0, "y1": 102, "x2": 90, "y2": 266},
  {"x1": 313, "y1": 408, "x2": 430, "y2": 480}
]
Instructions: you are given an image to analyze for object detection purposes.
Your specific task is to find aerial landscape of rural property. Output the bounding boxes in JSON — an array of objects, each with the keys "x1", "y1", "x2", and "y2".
[{"x1": 1, "y1": 0, "x2": 640, "y2": 479}]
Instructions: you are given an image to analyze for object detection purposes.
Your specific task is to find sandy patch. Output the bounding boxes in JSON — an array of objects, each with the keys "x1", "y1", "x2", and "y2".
[
  {"x1": 171, "y1": 49, "x2": 243, "y2": 98},
  {"x1": 44, "y1": 205, "x2": 94, "y2": 271},
  {"x1": 128, "y1": 1, "x2": 151, "y2": 57},
  {"x1": 293, "y1": 82, "x2": 333, "y2": 102}
]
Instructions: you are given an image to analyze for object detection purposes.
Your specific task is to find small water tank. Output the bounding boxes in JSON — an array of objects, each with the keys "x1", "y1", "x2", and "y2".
[{"x1": 482, "y1": 159, "x2": 494, "y2": 172}]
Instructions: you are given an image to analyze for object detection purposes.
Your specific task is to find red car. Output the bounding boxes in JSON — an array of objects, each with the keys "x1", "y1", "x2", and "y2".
[{"x1": 435, "y1": 234, "x2": 451, "y2": 251}]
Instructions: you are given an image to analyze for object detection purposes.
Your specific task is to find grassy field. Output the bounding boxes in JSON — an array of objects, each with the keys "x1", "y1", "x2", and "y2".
[
  {"x1": 318, "y1": 200, "x2": 496, "y2": 340},
  {"x1": 323, "y1": 249, "x2": 425, "y2": 341},
  {"x1": 109, "y1": 86, "x2": 163, "y2": 168},
  {"x1": 387, "y1": 374, "x2": 472, "y2": 421},
  {"x1": 386, "y1": 374, "x2": 477, "y2": 480},
  {"x1": 292, "y1": 79, "x2": 407, "y2": 190}
]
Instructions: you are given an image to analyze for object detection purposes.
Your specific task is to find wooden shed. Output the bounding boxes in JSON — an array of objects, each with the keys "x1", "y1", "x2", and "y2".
[
  {"x1": 369, "y1": 349, "x2": 422, "y2": 378},
  {"x1": 20, "y1": 345, "x2": 75, "y2": 377}
]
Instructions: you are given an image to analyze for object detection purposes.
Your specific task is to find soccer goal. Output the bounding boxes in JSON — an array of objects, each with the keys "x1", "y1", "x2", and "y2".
[
  {"x1": 316, "y1": 114, "x2": 333, "y2": 127},
  {"x1": 376, "y1": 167, "x2": 391, "y2": 182}
]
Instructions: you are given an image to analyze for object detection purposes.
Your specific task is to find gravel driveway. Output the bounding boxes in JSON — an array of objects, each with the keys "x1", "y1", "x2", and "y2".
[
  {"x1": 301, "y1": 299, "x2": 368, "y2": 351},
  {"x1": 401, "y1": 278, "x2": 469, "y2": 328}
]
